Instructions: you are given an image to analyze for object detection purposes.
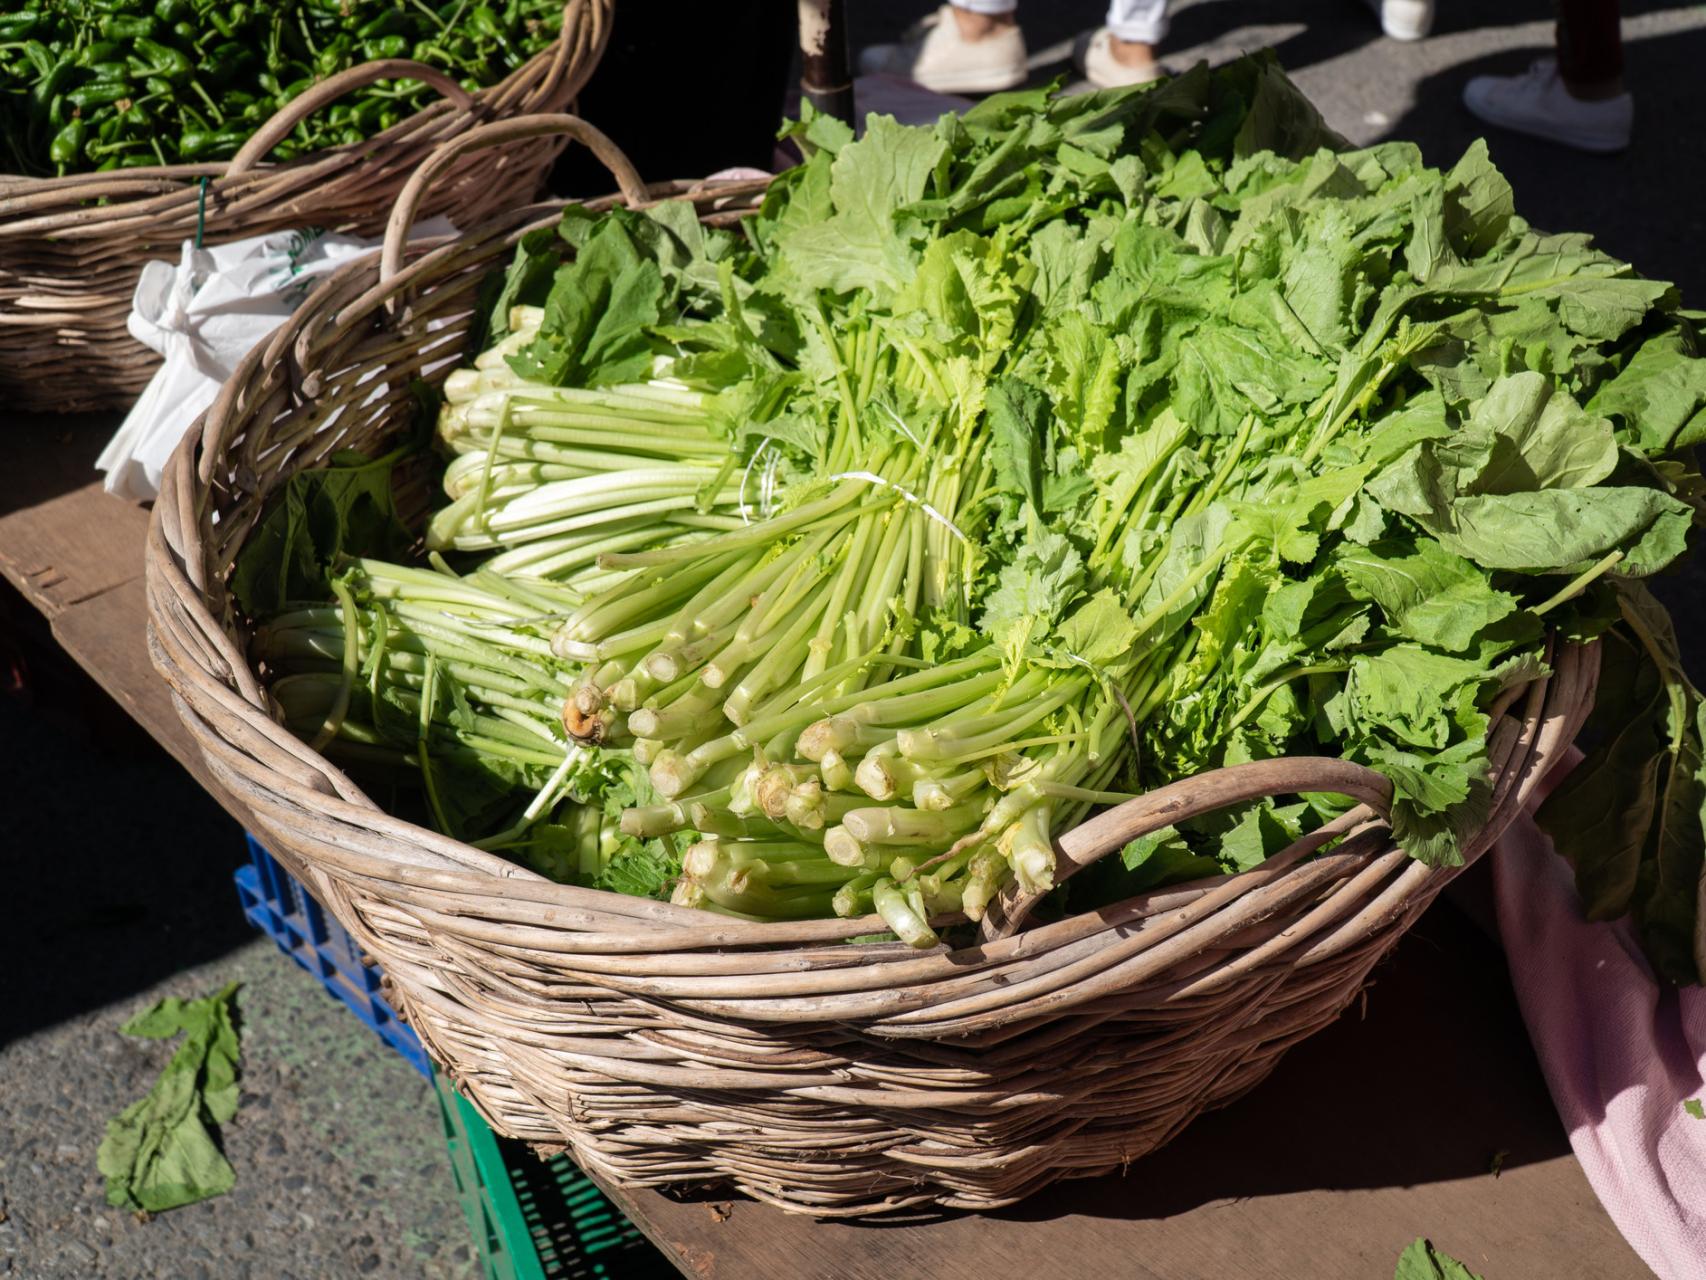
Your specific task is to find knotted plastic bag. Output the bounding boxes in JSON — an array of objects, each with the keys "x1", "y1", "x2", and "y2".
[{"x1": 97, "y1": 218, "x2": 455, "y2": 502}]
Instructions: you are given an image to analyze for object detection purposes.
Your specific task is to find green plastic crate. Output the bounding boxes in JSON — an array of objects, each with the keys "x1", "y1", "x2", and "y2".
[{"x1": 434, "y1": 1075, "x2": 674, "y2": 1280}]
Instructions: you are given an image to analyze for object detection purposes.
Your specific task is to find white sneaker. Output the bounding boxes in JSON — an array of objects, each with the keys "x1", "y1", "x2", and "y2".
[
  {"x1": 1463, "y1": 59, "x2": 1633, "y2": 154},
  {"x1": 1365, "y1": 0, "x2": 1434, "y2": 40},
  {"x1": 857, "y1": 5, "x2": 1028, "y2": 96},
  {"x1": 1078, "y1": 28, "x2": 1168, "y2": 89}
]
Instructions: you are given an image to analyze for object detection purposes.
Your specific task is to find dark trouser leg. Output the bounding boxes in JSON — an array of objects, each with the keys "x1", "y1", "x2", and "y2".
[{"x1": 1556, "y1": 0, "x2": 1623, "y2": 98}]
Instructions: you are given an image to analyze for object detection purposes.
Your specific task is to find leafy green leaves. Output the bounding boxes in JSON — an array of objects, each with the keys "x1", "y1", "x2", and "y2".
[
  {"x1": 986, "y1": 379, "x2": 1049, "y2": 512},
  {"x1": 1588, "y1": 326, "x2": 1706, "y2": 453},
  {"x1": 1118, "y1": 825, "x2": 1222, "y2": 889},
  {"x1": 771, "y1": 114, "x2": 946, "y2": 299},
  {"x1": 1368, "y1": 381, "x2": 1694, "y2": 577},
  {"x1": 260, "y1": 54, "x2": 1705, "y2": 977},
  {"x1": 1339, "y1": 539, "x2": 1517, "y2": 652},
  {"x1": 99, "y1": 984, "x2": 242, "y2": 1215},
  {"x1": 980, "y1": 524, "x2": 1087, "y2": 669},
  {"x1": 509, "y1": 214, "x2": 667, "y2": 388},
  {"x1": 1458, "y1": 372, "x2": 1618, "y2": 494},
  {"x1": 231, "y1": 448, "x2": 414, "y2": 617},
  {"x1": 1441, "y1": 139, "x2": 1514, "y2": 258}
]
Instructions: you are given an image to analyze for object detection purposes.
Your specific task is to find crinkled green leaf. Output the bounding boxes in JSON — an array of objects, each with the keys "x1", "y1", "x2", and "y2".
[
  {"x1": 1118, "y1": 825, "x2": 1224, "y2": 890},
  {"x1": 99, "y1": 983, "x2": 242, "y2": 1215},
  {"x1": 1054, "y1": 588, "x2": 1141, "y2": 671},
  {"x1": 1588, "y1": 327, "x2": 1706, "y2": 453},
  {"x1": 773, "y1": 114, "x2": 946, "y2": 298},
  {"x1": 1457, "y1": 372, "x2": 1618, "y2": 494},
  {"x1": 231, "y1": 448, "x2": 415, "y2": 618},
  {"x1": 1338, "y1": 539, "x2": 1517, "y2": 652},
  {"x1": 986, "y1": 379, "x2": 1050, "y2": 512}
]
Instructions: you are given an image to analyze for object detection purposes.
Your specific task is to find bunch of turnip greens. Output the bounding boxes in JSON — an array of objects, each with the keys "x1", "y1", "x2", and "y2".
[{"x1": 247, "y1": 54, "x2": 1706, "y2": 980}]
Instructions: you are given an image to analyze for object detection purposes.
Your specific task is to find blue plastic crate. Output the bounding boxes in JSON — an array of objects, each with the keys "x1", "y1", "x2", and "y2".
[{"x1": 235, "y1": 834, "x2": 432, "y2": 1078}]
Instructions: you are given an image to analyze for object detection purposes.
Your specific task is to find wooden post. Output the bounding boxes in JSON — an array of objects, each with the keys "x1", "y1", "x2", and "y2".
[{"x1": 798, "y1": 0, "x2": 854, "y2": 125}]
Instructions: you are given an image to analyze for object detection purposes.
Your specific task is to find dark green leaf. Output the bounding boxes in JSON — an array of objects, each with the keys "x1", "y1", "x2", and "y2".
[{"x1": 231, "y1": 449, "x2": 413, "y2": 617}]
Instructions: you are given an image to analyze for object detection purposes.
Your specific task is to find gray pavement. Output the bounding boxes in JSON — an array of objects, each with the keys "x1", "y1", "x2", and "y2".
[
  {"x1": 0, "y1": 670, "x2": 475, "y2": 1279},
  {"x1": 3, "y1": 6, "x2": 1705, "y2": 1277}
]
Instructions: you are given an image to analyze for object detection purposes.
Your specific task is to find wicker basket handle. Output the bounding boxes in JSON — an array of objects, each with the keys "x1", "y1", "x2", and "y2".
[
  {"x1": 227, "y1": 61, "x2": 475, "y2": 177},
  {"x1": 982, "y1": 756, "x2": 1395, "y2": 941},
  {"x1": 381, "y1": 113, "x2": 648, "y2": 285}
]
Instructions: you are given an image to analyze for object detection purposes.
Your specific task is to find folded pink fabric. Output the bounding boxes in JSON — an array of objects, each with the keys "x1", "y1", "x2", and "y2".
[{"x1": 1494, "y1": 751, "x2": 1706, "y2": 1280}]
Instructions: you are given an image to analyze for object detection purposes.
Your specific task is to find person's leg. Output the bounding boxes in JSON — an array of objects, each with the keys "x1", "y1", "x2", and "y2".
[
  {"x1": 1103, "y1": 0, "x2": 1167, "y2": 71},
  {"x1": 1079, "y1": 0, "x2": 1168, "y2": 86},
  {"x1": 949, "y1": 0, "x2": 1018, "y2": 35},
  {"x1": 1555, "y1": 0, "x2": 1623, "y2": 98},
  {"x1": 1105, "y1": 0, "x2": 1168, "y2": 46},
  {"x1": 858, "y1": 1, "x2": 1028, "y2": 94},
  {"x1": 1461, "y1": 0, "x2": 1631, "y2": 153}
]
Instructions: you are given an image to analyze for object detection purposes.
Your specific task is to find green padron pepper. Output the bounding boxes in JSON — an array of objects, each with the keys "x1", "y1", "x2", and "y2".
[
  {"x1": 363, "y1": 35, "x2": 408, "y2": 60},
  {"x1": 134, "y1": 37, "x2": 190, "y2": 83},
  {"x1": 0, "y1": 13, "x2": 43, "y2": 40},
  {"x1": 49, "y1": 118, "x2": 88, "y2": 166},
  {"x1": 178, "y1": 127, "x2": 249, "y2": 160},
  {"x1": 66, "y1": 81, "x2": 133, "y2": 110},
  {"x1": 99, "y1": 14, "x2": 157, "y2": 39},
  {"x1": 76, "y1": 40, "x2": 126, "y2": 65}
]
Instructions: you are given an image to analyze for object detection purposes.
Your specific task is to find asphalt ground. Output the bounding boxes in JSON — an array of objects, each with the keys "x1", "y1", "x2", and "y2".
[{"x1": 2, "y1": 5, "x2": 1703, "y2": 1276}]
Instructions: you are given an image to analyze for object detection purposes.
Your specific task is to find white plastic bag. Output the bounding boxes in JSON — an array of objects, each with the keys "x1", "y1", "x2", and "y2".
[{"x1": 97, "y1": 218, "x2": 455, "y2": 502}]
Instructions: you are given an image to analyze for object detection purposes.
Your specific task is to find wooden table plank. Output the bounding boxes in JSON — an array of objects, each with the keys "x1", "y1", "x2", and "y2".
[
  {"x1": 0, "y1": 481, "x2": 150, "y2": 618},
  {"x1": 0, "y1": 416, "x2": 1654, "y2": 1280},
  {"x1": 0, "y1": 413, "x2": 147, "y2": 617},
  {"x1": 2, "y1": 412, "x2": 119, "y2": 520}
]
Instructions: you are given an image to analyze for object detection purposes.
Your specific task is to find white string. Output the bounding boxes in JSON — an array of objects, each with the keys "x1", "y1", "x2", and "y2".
[
  {"x1": 761, "y1": 446, "x2": 780, "y2": 517},
  {"x1": 738, "y1": 440, "x2": 775, "y2": 525},
  {"x1": 828, "y1": 470, "x2": 969, "y2": 545}
]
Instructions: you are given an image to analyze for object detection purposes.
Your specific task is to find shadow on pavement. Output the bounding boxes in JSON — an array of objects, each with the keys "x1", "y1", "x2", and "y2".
[{"x1": 0, "y1": 584, "x2": 249, "y2": 1047}]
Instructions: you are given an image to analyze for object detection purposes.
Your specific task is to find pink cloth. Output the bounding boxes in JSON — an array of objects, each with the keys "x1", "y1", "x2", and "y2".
[{"x1": 1494, "y1": 751, "x2": 1706, "y2": 1280}]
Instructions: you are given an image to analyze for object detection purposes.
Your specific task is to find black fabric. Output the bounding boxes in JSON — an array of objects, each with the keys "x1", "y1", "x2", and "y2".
[
  {"x1": 1556, "y1": 0, "x2": 1623, "y2": 89},
  {"x1": 552, "y1": 0, "x2": 798, "y2": 195}
]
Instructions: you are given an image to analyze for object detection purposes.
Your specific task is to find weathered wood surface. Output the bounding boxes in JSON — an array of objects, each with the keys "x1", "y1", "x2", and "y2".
[
  {"x1": 585, "y1": 878, "x2": 1647, "y2": 1279},
  {"x1": 0, "y1": 411, "x2": 1652, "y2": 1279}
]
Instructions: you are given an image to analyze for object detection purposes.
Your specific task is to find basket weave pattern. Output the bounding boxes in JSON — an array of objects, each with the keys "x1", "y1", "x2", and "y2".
[
  {"x1": 145, "y1": 130, "x2": 1599, "y2": 1216},
  {"x1": 0, "y1": 1, "x2": 609, "y2": 413}
]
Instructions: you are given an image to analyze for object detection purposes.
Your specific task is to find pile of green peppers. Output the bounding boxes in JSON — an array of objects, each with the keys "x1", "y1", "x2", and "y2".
[{"x1": 0, "y1": 0, "x2": 564, "y2": 176}]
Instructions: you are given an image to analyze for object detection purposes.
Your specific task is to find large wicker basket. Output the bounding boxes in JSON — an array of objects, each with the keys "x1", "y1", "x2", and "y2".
[
  {"x1": 0, "y1": 1, "x2": 610, "y2": 414},
  {"x1": 146, "y1": 117, "x2": 1600, "y2": 1217}
]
